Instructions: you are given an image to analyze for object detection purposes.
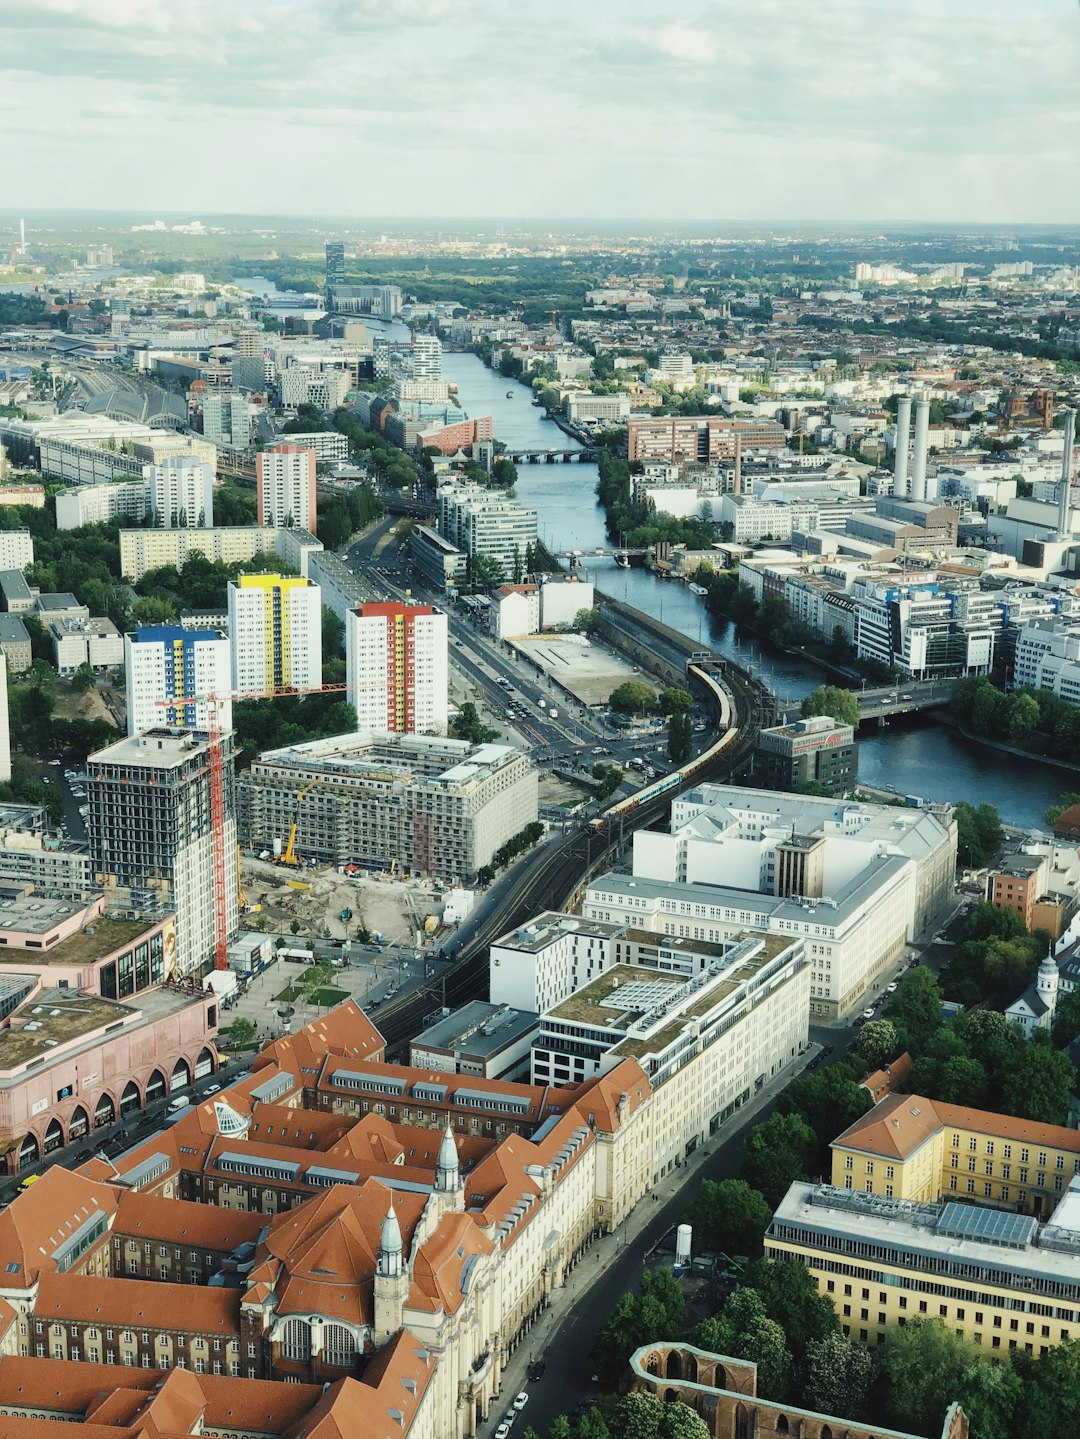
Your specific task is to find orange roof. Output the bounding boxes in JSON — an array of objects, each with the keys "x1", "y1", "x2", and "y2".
[
  {"x1": 0, "y1": 1167, "x2": 118, "y2": 1288},
  {"x1": 35, "y1": 1273, "x2": 240, "y2": 1335},
  {"x1": 296, "y1": 1334, "x2": 435, "y2": 1439},
  {"x1": 255, "y1": 1000, "x2": 384, "y2": 1080},
  {"x1": 859, "y1": 1052, "x2": 913, "y2": 1104},
  {"x1": 409, "y1": 1212, "x2": 493, "y2": 1316},
  {"x1": 112, "y1": 1190, "x2": 264, "y2": 1251},
  {"x1": 834, "y1": 1092, "x2": 1080, "y2": 1161}
]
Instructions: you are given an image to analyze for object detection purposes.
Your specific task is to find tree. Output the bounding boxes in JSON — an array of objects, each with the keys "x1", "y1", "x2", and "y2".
[
  {"x1": 614, "y1": 1394, "x2": 664, "y2": 1439},
  {"x1": 220, "y1": 1017, "x2": 256, "y2": 1049},
  {"x1": 668, "y1": 712, "x2": 693, "y2": 765},
  {"x1": 132, "y1": 594, "x2": 178, "y2": 626},
  {"x1": 802, "y1": 1334, "x2": 874, "y2": 1420},
  {"x1": 886, "y1": 966, "x2": 944, "y2": 1052},
  {"x1": 882, "y1": 1319, "x2": 973, "y2": 1434},
  {"x1": 321, "y1": 606, "x2": 344, "y2": 658},
  {"x1": 609, "y1": 680, "x2": 657, "y2": 715},
  {"x1": 692, "y1": 1290, "x2": 790, "y2": 1400},
  {"x1": 1045, "y1": 792, "x2": 1080, "y2": 827},
  {"x1": 71, "y1": 661, "x2": 97, "y2": 694},
  {"x1": 740, "y1": 1111, "x2": 816, "y2": 1208},
  {"x1": 682, "y1": 1178, "x2": 771, "y2": 1258},
  {"x1": 851, "y1": 1018, "x2": 900, "y2": 1070},
  {"x1": 592, "y1": 1270, "x2": 687, "y2": 1383},
  {"x1": 954, "y1": 801, "x2": 1004, "y2": 867},
  {"x1": 954, "y1": 1359, "x2": 1024, "y2": 1439},
  {"x1": 800, "y1": 685, "x2": 859, "y2": 729},
  {"x1": 777, "y1": 1066, "x2": 872, "y2": 1172},
  {"x1": 1013, "y1": 1336, "x2": 1080, "y2": 1439},
  {"x1": 450, "y1": 702, "x2": 499, "y2": 745},
  {"x1": 1000, "y1": 1035, "x2": 1077, "y2": 1126},
  {"x1": 575, "y1": 1409, "x2": 611, "y2": 1439},
  {"x1": 1052, "y1": 985, "x2": 1080, "y2": 1047},
  {"x1": 574, "y1": 608, "x2": 603, "y2": 635},
  {"x1": 657, "y1": 687, "x2": 693, "y2": 715},
  {"x1": 742, "y1": 1257, "x2": 838, "y2": 1352},
  {"x1": 491, "y1": 457, "x2": 518, "y2": 488},
  {"x1": 657, "y1": 1406, "x2": 709, "y2": 1439}
]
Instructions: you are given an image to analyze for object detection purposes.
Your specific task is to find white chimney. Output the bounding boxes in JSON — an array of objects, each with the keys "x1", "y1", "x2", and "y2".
[
  {"x1": 910, "y1": 397, "x2": 930, "y2": 503},
  {"x1": 893, "y1": 396, "x2": 911, "y2": 498},
  {"x1": 1059, "y1": 409, "x2": 1075, "y2": 537}
]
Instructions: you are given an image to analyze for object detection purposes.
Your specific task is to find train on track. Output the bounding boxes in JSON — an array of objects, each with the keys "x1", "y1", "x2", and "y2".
[{"x1": 588, "y1": 662, "x2": 738, "y2": 831}]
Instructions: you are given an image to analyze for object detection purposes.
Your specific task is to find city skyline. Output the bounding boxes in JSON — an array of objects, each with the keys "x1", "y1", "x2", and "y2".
[{"x1": 1, "y1": 0, "x2": 1077, "y2": 224}]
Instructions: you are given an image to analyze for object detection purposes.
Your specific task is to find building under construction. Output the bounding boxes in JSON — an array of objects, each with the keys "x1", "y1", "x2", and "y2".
[{"x1": 237, "y1": 732, "x2": 538, "y2": 881}]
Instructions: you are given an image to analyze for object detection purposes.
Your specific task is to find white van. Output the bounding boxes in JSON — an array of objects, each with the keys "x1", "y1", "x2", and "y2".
[{"x1": 168, "y1": 1095, "x2": 190, "y2": 1113}]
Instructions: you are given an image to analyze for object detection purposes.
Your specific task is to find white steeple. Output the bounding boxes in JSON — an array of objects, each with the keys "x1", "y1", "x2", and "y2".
[
  {"x1": 377, "y1": 1202, "x2": 402, "y2": 1278},
  {"x1": 436, "y1": 1124, "x2": 461, "y2": 1193},
  {"x1": 1037, "y1": 951, "x2": 1060, "y2": 1010}
]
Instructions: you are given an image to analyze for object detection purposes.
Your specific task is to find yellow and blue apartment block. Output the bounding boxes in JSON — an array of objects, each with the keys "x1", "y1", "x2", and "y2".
[
  {"x1": 829, "y1": 1093, "x2": 1080, "y2": 1217},
  {"x1": 235, "y1": 573, "x2": 311, "y2": 691}
]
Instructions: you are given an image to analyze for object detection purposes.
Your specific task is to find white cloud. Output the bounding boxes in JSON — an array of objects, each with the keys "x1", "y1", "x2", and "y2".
[{"x1": 0, "y1": 0, "x2": 1075, "y2": 220}]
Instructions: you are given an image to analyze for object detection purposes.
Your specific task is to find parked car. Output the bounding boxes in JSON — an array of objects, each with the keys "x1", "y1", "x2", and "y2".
[{"x1": 514, "y1": 1395, "x2": 529, "y2": 1411}]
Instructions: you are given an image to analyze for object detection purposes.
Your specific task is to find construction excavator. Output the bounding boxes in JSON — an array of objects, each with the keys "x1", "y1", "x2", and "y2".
[{"x1": 280, "y1": 779, "x2": 319, "y2": 865}]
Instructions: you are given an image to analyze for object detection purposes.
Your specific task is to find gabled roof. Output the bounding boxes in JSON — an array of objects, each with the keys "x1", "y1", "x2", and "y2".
[{"x1": 0, "y1": 1167, "x2": 118, "y2": 1288}]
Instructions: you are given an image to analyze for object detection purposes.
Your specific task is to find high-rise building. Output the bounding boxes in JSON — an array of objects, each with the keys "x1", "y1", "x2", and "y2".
[
  {"x1": 411, "y1": 334, "x2": 442, "y2": 384},
  {"x1": 145, "y1": 456, "x2": 214, "y2": 528},
  {"x1": 227, "y1": 574, "x2": 322, "y2": 695},
  {"x1": 256, "y1": 444, "x2": 317, "y2": 533},
  {"x1": 436, "y1": 482, "x2": 538, "y2": 579},
  {"x1": 87, "y1": 730, "x2": 238, "y2": 976},
  {"x1": 0, "y1": 651, "x2": 9, "y2": 784},
  {"x1": 346, "y1": 602, "x2": 448, "y2": 735},
  {"x1": 124, "y1": 626, "x2": 232, "y2": 736},
  {"x1": 325, "y1": 242, "x2": 345, "y2": 302}
]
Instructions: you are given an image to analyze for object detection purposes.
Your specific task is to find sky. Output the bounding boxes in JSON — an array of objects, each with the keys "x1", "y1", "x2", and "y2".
[{"x1": 2, "y1": 0, "x2": 1079, "y2": 224}]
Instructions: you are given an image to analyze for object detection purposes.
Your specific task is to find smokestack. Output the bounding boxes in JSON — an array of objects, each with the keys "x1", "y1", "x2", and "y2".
[
  {"x1": 1059, "y1": 408, "x2": 1076, "y2": 537},
  {"x1": 910, "y1": 396, "x2": 930, "y2": 503},
  {"x1": 893, "y1": 396, "x2": 911, "y2": 498}
]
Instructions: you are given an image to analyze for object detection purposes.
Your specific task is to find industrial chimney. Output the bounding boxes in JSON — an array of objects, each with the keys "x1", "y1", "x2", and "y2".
[
  {"x1": 1059, "y1": 408, "x2": 1076, "y2": 537},
  {"x1": 910, "y1": 396, "x2": 930, "y2": 503},
  {"x1": 893, "y1": 396, "x2": 911, "y2": 498}
]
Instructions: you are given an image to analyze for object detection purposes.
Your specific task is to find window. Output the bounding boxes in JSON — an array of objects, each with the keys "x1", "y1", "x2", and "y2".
[
  {"x1": 1021, "y1": 1148, "x2": 1030, "y2": 1163},
  {"x1": 886, "y1": 1165, "x2": 894, "y2": 1179},
  {"x1": 844, "y1": 1155, "x2": 853, "y2": 1170},
  {"x1": 969, "y1": 1137, "x2": 977, "y2": 1151},
  {"x1": 986, "y1": 1141, "x2": 995, "y2": 1156},
  {"x1": 1004, "y1": 1144, "x2": 1012, "y2": 1159}
]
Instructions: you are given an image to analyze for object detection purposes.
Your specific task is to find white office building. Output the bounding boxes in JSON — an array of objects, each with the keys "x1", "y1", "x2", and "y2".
[
  {"x1": 55, "y1": 479, "x2": 150, "y2": 530},
  {"x1": 1015, "y1": 617, "x2": 1080, "y2": 704},
  {"x1": 412, "y1": 334, "x2": 443, "y2": 384},
  {"x1": 146, "y1": 457, "x2": 215, "y2": 528},
  {"x1": 124, "y1": 626, "x2": 232, "y2": 736},
  {"x1": 227, "y1": 574, "x2": 322, "y2": 695},
  {"x1": 346, "y1": 602, "x2": 448, "y2": 736}
]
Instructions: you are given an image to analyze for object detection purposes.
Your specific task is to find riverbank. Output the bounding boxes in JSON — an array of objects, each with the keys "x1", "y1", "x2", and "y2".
[{"x1": 933, "y1": 710, "x2": 1080, "y2": 776}]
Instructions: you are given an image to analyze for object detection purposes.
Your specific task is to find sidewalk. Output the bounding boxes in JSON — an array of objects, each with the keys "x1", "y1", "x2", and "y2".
[{"x1": 479, "y1": 1038, "x2": 824, "y2": 1432}]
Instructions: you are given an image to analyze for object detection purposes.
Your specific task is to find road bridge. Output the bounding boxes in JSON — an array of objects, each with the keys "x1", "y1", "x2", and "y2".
[
  {"x1": 856, "y1": 678, "x2": 959, "y2": 719},
  {"x1": 504, "y1": 447, "x2": 595, "y2": 463}
]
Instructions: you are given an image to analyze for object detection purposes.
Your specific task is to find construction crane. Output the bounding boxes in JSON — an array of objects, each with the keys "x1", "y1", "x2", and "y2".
[
  {"x1": 279, "y1": 779, "x2": 320, "y2": 865},
  {"x1": 155, "y1": 680, "x2": 350, "y2": 970}
]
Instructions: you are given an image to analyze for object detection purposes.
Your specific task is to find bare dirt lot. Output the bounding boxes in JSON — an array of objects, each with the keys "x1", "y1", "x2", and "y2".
[{"x1": 240, "y1": 857, "x2": 450, "y2": 943}]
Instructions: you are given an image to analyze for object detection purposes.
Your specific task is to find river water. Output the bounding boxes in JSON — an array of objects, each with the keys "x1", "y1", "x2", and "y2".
[{"x1": 231, "y1": 284, "x2": 1066, "y2": 830}]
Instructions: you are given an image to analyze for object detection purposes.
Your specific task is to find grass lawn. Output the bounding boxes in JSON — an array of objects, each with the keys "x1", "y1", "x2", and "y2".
[{"x1": 276, "y1": 983, "x2": 350, "y2": 1005}]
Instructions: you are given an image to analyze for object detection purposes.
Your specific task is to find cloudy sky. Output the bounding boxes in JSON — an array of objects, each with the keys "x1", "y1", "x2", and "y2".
[{"x1": 2, "y1": 0, "x2": 1078, "y2": 223}]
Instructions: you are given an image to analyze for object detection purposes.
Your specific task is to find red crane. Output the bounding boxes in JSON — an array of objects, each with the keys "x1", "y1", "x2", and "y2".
[{"x1": 156, "y1": 681, "x2": 350, "y2": 969}]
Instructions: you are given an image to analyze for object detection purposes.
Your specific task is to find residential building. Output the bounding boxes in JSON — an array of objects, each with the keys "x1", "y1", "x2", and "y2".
[
  {"x1": 0, "y1": 651, "x2": 8, "y2": 783},
  {"x1": 629, "y1": 1343, "x2": 967, "y2": 1439},
  {"x1": 409, "y1": 1001, "x2": 539, "y2": 1081},
  {"x1": 414, "y1": 414, "x2": 495, "y2": 456},
  {"x1": 125, "y1": 626, "x2": 232, "y2": 736},
  {"x1": 227, "y1": 574, "x2": 322, "y2": 694},
  {"x1": 768, "y1": 1178, "x2": 1080, "y2": 1356},
  {"x1": 49, "y1": 617, "x2": 124, "y2": 675},
  {"x1": 201, "y1": 393, "x2": 252, "y2": 450},
  {"x1": 346, "y1": 602, "x2": 448, "y2": 736},
  {"x1": 277, "y1": 429, "x2": 349, "y2": 464},
  {"x1": 0, "y1": 614, "x2": 31, "y2": 674},
  {"x1": 238, "y1": 731, "x2": 538, "y2": 881},
  {"x1": 437, "y1": 483, "x2": 537, "y2": 579},
  {"x1": 490, "y1": 584, "x2": 539, "y2": 639},
  {"x1": 411, "y1": 334, "x2": 442, "y2": 384},
  {"x1": 146, "y1": 456, "x2": 214, "y2": 528},
  {"x1": 627, "y1": 416, "x2": 786, "y2": 464},
  {"x1": 754, "y1": 715, "x2": 857, "y2": 794},
  {"x1": 0, "y1": 530, "x2": 33, "y2": 573},
  {"x1": 257, "y1": 444, "x2": 317, "y2": 533},
  {"x1": 987, "y1": 852, "x2": 1065, "y2": 935},
  {"x1": 55, "y1": 477, "x2": 149, "y2": 529},
  {"x1": 119, "y1": 525, "x2": 322, "y2": 584},
  {"x1": 87, "y1": 730, "x2": 239, "y2": 977}
]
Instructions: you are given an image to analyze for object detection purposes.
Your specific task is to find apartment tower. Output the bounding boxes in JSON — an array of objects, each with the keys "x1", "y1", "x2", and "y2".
[
  {"x1": 227, "y1": 573, "x2": 322, "y2": 695},
  {"x1": 256, "y1": 444, "x2": 317, "y2": 534},
  {"x1": 346, "y1": 602, "x2": 448, "y2": 735}
]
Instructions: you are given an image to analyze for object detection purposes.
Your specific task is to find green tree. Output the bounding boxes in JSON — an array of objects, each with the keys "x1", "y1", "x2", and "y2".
[
  {"x1": 851, "y1": 1017, "x2": 900, "y2": 1070},
  {"x1": 132, "y1": 594, "x2": 179, "y2": 626},
  {"x1": 575, "y1": 1409, "x2": 611, "y2": 1439},
  {"x1": 321, "y1": 606, "x2": 344, "y2": 658},
  {"x1": 886, "y1": 966, "x2": 944, "y2": 1052},
  {"x1": 1045, "y1": 792, "x2": 1080, "y2": 827},
  {"x1": 1052, "y1": 986, "x2": 1080, "y2": 1047},
  {"x1": 802, "y1": 1333, "x2": 874, "y2": 1420},
  {"x1": 743, "y1": 1256, "x2": 839, "y2": 1352},
  {"x1": 450, "y1": 702, "x2": 499, "y2": 745},
  {"x1": 1000, "y1": 1034, "x2": 1077, "y2": 1126},
  {"x1": 657, "y1": 687, "x2": 693, "y2": 715},
  {"x1": 490, "y1": 457, "x2": 518, "y2": 488},
  {"x1": 668, "y1": 712, "x2": 693, "y2": 765},
  {"x1": 682, "y1": 1179, "x2": 771, "y2": 1258},
  {"x1": 777, "y1": 1066, "x2": 872, "y2": 1172},
  {"x1": 882, "y1": 1319, "x2": 973, "y2": 1434},
  {"x1": 954, "y1": 1359, "x2": 1024, "y2": 1439},
  {"x1": 657, "y1": 1405, "x2": 710, "y2": 1439},
  {"x1": 692, "y1": 1290, "x2": 790, "y2": 1399},
  {"x1": 954, "y1": 801, "x2": 1004, "y2": 867},
  {"x1": 220, "y1": 1017, "x2": 256, "y2": 1049},
  {"x1": 800, "y1": 685, "x2": 859, "y2": 729},
  {"x1": 1014, "y1": 1337, "x2": 1080, "y2": 1439},
  {"x1": 614, "y1": 1394, "x2": 664, "y2": 1439},
  {"x1": 573, "y1": 608, "x2": 603, "y2": 634},
  {"x1": 609, "y1": 680, "x2": 658, "y2": 715},
  {"x1": 70, "y1": 661, "x2": 97, "y2": 694},
  {"x1": 740, "y1": 1111, "x2": 816, "y2": 1208}
]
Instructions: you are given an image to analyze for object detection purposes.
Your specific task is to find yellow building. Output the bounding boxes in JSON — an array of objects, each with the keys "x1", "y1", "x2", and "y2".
[
  {"x1": 830, "y1": 1092, "x2": 1080, "y2": 1219},
  {"x1": 767, "y1": 1177, "x2": 1080, "y2": 1356}
]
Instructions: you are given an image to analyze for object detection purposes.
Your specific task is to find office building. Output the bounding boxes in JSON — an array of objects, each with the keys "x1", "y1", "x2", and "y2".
[
  {"x1": 227, "y1": 574, "x2": 322, "y2": 694},
  {"x1": 0, "y1": 614, "x2": 31, "y2": 674},
  {"x1": 627, "y1": 416, "x2": 786, "y2": 464},
  {"x1": 87, "y1": 729, "x2": 239, "y2": 977},
  {"x1": 0, "y1": 652, "x2": 8, "y2": 783},
  {"x1": 49, "y1": 617, "x2": 125, "y2": 675},
  {"x1": 346, "y1": 601, "x2": 448, "y2": 736},
  {"x1": 330, "y1": 283, "x2": 402, "y2": 319},
  {"x1": 119, "y1": 525, "x2": 322, "y2": 584},
  {"x1": 409, "y1": 1001, "x2": 539, "y2": 1081},
  {"x1": 754, "y1": 715, "x2": 857, "y2": 794},
  {"x1": 409, "y1": 524, "x2": 467, "y2": 592},
  {"x1": 325, "y1": 240, "x2": 345, "y2": 300},
  {"x1": 411, "y1": 333, "x2": 442, "y2": 383},
  {"x1": 238, "y1": 731, "x2": 538, "y2": 881},
  {"x1": 125, "y1": 626, "x2": 232, "y2": 736},
  {"x1": 584, "y1": 785, "x2": 956, "y2": 1019},
  {"x1": 768, "y1": 1178, "x2": 1080, "y2": 1356},
  {"x1": 201, "y1": 392, "x2": 251, "y2": 449},
  {"x1": 256, "y1": 443, "x2": 317, "y2": 533},
  {"x1": 0, "y1": 569, "x2": 35, "y2": 614},
  {"x1": 1015, "y1": 617, "x2": 1080, "y2": 704},
  {"x1": 146, "y1": 455, "x2": 214, "y2": 528}
]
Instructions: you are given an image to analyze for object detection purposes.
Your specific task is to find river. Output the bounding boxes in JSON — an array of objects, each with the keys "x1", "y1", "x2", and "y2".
[{"x1": 430, "y1": 348, "x2": 1068, "y2": 829}]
